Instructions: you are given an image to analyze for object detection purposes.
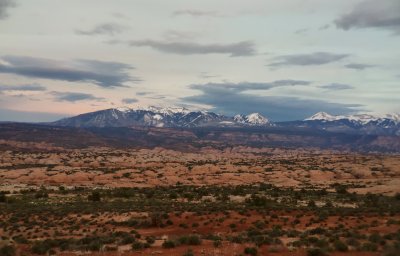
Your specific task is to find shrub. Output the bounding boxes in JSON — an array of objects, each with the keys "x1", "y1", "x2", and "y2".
[
  {"x1": 187, "y1": 235, "x2": 202, "y2": 245},
  {"x1": 307, "y1": 248, "x2": 327, "y2": 256},
  {"x1": 333, "y1": 240, "x2": 348, "y2": 252},
  {"x1": 213, "y1": 240, "x2": 222, "y2": 247},
  {"x1": 132, "y1": 241, "x2": 144, "y2": 250},
  {"x1": 361, "y1": 242, "x2": 378, "y2": 251},
  {"x1": 88, "y1": 191, "x2": 101, "y2": 201},
  {"x1": 0, "y1": 245, "x2": 16, "y2": 256},
  {"x1": 162, "y1": 240, "x2": 176, "y2": 248},
  {"x1": 0, "y1": 192, "x2": 6, "y2": 203},
  {"x1": 182, "y1": 249, "x2": 194, "y2": 256},
  {"x1": 244, "y1": 247, "x2": 258, "y2": 255},
  {"x1": 31, "y1": 241, "x2": 52, "y2": 255}
]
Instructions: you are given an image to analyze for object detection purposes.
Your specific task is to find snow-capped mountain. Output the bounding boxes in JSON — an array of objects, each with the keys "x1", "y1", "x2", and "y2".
[
  {"x1": 305, "y1": 112, "x2": 400, "y2": 125},
  {"x1": 301, "y1": 111, "x2": 400, "y2": 135},
  {"x1": 234, "y1": 113, "x2": 270, "y2": 125},
  {"x1": 52, "y1": 106, "x2": 272, "y2": 128}
]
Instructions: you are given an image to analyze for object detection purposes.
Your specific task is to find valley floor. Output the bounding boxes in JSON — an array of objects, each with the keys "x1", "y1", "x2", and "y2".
[{"x1": 0, "y1": 141, "x2": 400, "y2": 255}]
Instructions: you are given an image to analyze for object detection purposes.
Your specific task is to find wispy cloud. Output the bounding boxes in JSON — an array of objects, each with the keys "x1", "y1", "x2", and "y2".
[
  {"x1": 319, "y1": 83, "x2": 354, "y2": 90},
  {"x1": 335, "y1": 0, "x2": 400, "y2": 35},
  {"x1": 121, "y1": 98, "x2": 138, "y2": 104},
  {"x1": 199, "y1": 72, "x2": 220, "y2": 79},
  {"x1": 51, "y1": 91, "x2": 105, "y2": 102},
  {"x1": 172, "y1": 9, "x2": 219, "y2": 17},
  {"x1": 76, "y1": 23, "x2": 127, "y2": 36},
  {"x1": 268, "y1": 52, "x2": 349, "y2": 67},
  {"x1": 344, "y1": 63, "x2": 376, "y2": 70},
  {"x1": 0, "y1": 83, "x2": 46, "y2": 91},
  {"x1": 0, "y1": 0, "x2": 16, "y2": 19},
  {"x1": 127, "y1": 40, "x2": 256, "y2": 57},
  {"x1": 189, "y1": 80, "x2": 311, "y2": 93},
  {"x1": 0, "y1": 55, "x2": 140, "y2": 87}
]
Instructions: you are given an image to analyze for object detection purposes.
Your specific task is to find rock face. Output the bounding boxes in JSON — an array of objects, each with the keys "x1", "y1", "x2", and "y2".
[{"x1": 51, "y1": 106, "x2": 272, "y2": 128}]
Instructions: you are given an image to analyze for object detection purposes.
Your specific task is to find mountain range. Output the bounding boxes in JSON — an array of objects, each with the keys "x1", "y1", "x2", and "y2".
[
  {"x1": 51, "y1": 106, "x2": 271, "y2": 128},
  {"x1": 51, "y1": 107, "x2": 400, "y2": 136}
]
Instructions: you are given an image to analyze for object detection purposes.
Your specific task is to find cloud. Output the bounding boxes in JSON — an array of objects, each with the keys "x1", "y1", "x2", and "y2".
[
  {"x1": 0, "y1": 108, "x2": 66, "y2": 122},
  {"x1": 319, "y1": 83, "x2": 354, "y2": 90},
  {"x1": 172, "y1": 9, "x2": 218, "y2": 17},
  {"x1": 335, "y1": 0, "x2": 400, "y2": 34},
  {"x1": 127, "y1": 40, "x2": 256, "y2": 57},
  {"x1": 51, "y1": 91, "x2": 105, "y2": 102},
  {"x1": 295, "y1": 28, "x2": 309, "y2": 35},
  {"x1": 199, "y1": 72, "x2": 220, "y2": 79},
  {"x1": 121, "y1": 98, "x2": 138, "y2": 104},
  {"x1": 76, "y1": 23, "x2": 127, "y2": 36},
  {"x1": 344, "y1": 63, "x2": 375, "y2": 70},
  {"x1": 0, "y1": 55, "x2": 140, "y2": 87},
  {"x1": 189, "y1": 80, "x2": 311, "y2": 93},
  {"x1": 0, "y1": 83, "x2": 46, "y2": 91},
  {"x1": 182, "y1": 81, "x2": 360, "y2": 121},
  {"x1": 268, "y1": 52, "x2": 349, "y2": 67},
  {"x1": 319, "y1": 24, "x2": 330, "y2": 30},
  {"x1": 0, "y1": 0, "x2": 15, "y2": 19},
  {"x1": 136, "y1": 92, "x2": 149, "y2": 96}
]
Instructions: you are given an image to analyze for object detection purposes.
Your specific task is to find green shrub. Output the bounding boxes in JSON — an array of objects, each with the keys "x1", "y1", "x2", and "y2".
[
  {"x1": 182, "y1": 249, "x2": 194, "y2": 256},
  {"x1": 244, "y1": 247, "x2": 258, "y2": 255},
  {"x1": 333, "y1": 239, "x2": 348, "y2": 252},
  {"x1": 307, "y1": 248, "x2": 327, "y2": 256},
  {"x1": 88, "y1": 191, "x2": 101, "y2": 201},
  {"x1": 162, "y1": 240, "x2": 176, "y2": 248},
  {"x1": 132, "y1": 241, "x2": 144, "y2": 250},
  {"x1": 0, "y1": 245, "x2": 16, "y2": 256}
]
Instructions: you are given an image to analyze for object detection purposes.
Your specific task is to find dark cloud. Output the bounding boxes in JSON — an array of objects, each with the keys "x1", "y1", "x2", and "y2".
[
  {"x1": 319, "y1": 83, "x2": 354, "y2": 90},
  {"x1": 344, "y1": 63, "x2": 375, "y2": 70},
  {"x1": 335, "y1": 0, "x2": 400, "y2": 34},
  {"x1": 172, "y1": 9, "x2": 218, "y2": 17},
  {"x1": 0, "y1": 0, "x2": 15, "y2": 19},
  {"x1": 0, "y1": 55, "x2": 140, "y2": 87},
  {"x1": 121, "y1": 98, "x2": 138, "y2": 104},
  {"x1": 182, "y1": 82, "x2": 360, "y2": 121},
  {"x1": 128, "y1": 40, "x2": 256, "y2": 57},
  {"x1": 51, "y1": 91, "x2": 105, "y2": 102},
  {"x1": 76, "y1": 23, "x2": 127, "y2": 36},
  {"x1": 189, "y1": 80, "x2": 311, "y2": 94},
  {"x1": 0, "y1": 108, "x2": 66, "y2": 122},
  {"x1": 268, "y1": 52, "x2": 349, "y2": 67},
  {"x1": 0, "y1": 83, "x2": 46, "y2": 91}
]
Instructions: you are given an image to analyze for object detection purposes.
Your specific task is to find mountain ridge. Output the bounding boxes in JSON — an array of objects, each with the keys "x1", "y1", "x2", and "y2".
[
  {"x1": 49, "y1": 107, "x2": 400, "y2": 136},
  {"x1": 51, "y1": 106, "x2": 272, "y2": 128}
]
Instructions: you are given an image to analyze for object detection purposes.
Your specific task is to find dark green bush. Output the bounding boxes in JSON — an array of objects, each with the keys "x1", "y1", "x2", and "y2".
[
  {"x1": 162, "y1": 240, "x2": 176, "y2": 248},
  {"x1": 244, "y1": 247, "x2": 258, "y2": 255}
]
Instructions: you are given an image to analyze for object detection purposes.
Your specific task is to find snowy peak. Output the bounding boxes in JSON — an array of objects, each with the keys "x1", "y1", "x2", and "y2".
[
  {"x1": 234, "y1": 113, "x2": 270, "y2": 126},
  {"x1": 305, "y1": 112, "x2": 340, "y2": 122},
  {"x1": 305, "y1": 112, "x2": 400, "y2": 125},
  {"x1": 246, "y1": 113, "x2": 269, "y2": 125},
  {"x1": 234, "y1": 114, "x2": 245, "y2": 123}
]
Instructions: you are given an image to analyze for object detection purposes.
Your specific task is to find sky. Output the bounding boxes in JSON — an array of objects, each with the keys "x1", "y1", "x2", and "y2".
[{"x1": 0, "y1": 0, "x2": 399, "y2": 122}]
